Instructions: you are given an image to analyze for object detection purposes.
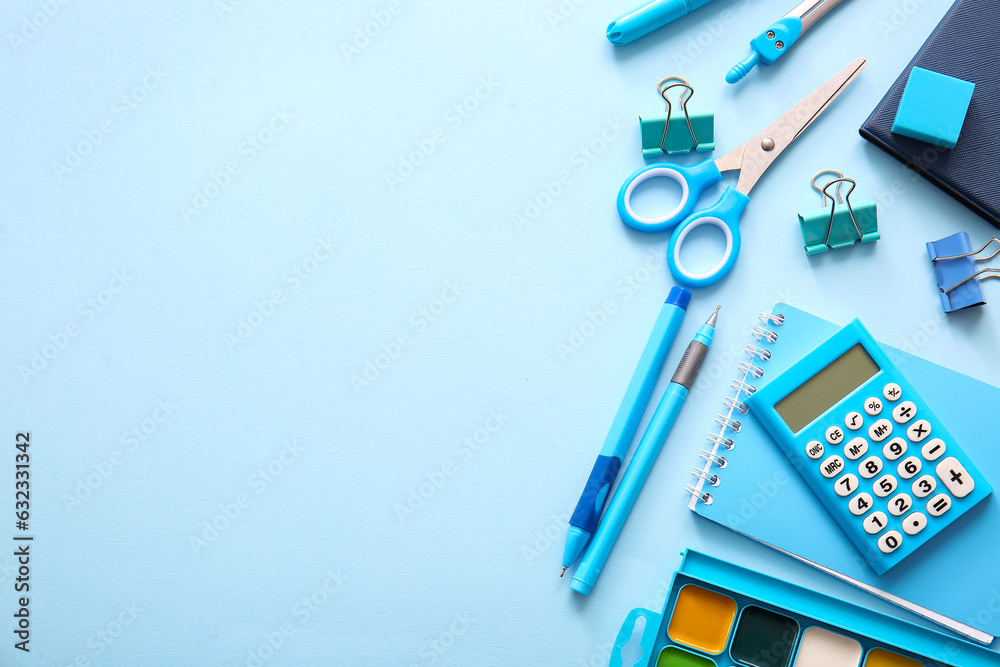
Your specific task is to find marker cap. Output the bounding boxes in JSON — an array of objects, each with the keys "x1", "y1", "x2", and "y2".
[{"x1": 666, "y1": 286, "x2": 692, "y2": 311}]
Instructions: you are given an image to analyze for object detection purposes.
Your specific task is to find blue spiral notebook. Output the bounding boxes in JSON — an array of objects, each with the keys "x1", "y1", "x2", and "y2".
[{"x1": 687, "y1": 303, "x2": 1000, "y2": 646}]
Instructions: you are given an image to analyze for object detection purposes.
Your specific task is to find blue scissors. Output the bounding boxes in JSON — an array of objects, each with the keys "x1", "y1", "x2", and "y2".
[{"x1": 617, "y1": 57, "x2": 866, "y2": 288}]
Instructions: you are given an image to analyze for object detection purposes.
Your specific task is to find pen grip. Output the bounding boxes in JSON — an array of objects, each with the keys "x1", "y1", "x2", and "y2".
[
  {"x1": 569, "y1": 455, "x2": 622, "y2": 533},
  {"x1": 671, "y1": 340, "x2": 709, "y2": 389}
]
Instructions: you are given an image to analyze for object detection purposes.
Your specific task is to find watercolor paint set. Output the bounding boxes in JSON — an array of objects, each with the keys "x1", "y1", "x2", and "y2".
[{"x1": 609, "y1": 550, "x2": 997, "y2": 667}]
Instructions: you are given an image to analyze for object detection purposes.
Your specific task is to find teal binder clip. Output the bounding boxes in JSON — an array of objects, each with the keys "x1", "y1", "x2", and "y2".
[
  {"x1": 798, "y1": 170, "x2": 879, "y2": 255},
  {"x1": 639, "y1": 77, "x2": 714, "y2": 157}
]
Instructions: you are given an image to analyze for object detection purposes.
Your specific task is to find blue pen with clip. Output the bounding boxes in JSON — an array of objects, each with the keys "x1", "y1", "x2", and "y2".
[
  {"x1": 561, "y1": 287, "x2": 691, "y2": 576},
  {"x1": 572, "y1": 306, "x2": 719, "y2": 595}
]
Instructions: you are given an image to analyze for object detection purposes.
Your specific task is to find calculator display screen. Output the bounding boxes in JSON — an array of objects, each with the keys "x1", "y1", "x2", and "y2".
[{"x1": 775, "y1": 344, "x2": 880, "y2": 433}]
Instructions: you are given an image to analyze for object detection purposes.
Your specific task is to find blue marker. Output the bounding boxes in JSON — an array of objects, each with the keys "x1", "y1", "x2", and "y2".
[
  {"x1": 607, "y1": 0, "x2": 719, "y2": 45},
  {"x1": 571, "y1": 306, "x2": 719, "y2": 595},
  {"x1": 561, "y1": 287, "x2": 691, "y2": 577}
]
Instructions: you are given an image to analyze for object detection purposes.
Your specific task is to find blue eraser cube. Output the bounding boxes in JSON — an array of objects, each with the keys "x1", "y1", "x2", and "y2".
[{"x1": 892, "y1": 67, "x2": 975, "y2": 149}]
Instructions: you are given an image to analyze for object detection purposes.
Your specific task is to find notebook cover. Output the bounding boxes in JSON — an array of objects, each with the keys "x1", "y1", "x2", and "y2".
[
  {"x1": 691, "y1": 303, "x2": 1000, "y2": 641},
  {"x1": 859, "y1": 0, "x2": 1000, "y2": 229}
]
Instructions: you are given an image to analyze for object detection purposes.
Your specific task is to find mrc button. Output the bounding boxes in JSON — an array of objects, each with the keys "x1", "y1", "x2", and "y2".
[{"x1": 820, "y1": 455, "x2": 845, "y2": 478}]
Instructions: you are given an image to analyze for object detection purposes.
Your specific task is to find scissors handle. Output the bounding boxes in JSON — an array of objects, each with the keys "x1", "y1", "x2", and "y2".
[
  {"x1": 667, "y1": 187, "x2": 750, "y2": 288},
  {"x1": 617, "y1": 159, "x2": 723, "y2": 233}
]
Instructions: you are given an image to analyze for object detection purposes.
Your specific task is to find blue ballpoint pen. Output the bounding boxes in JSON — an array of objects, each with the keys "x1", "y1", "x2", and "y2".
[
  {"x1": 607, "y1": 0, "x2": 719, "y2": 45},
  {"x1": 561, "y1": 287, "x2": 691, "y2": 576},
  {"x1": 571, "y1": 306, "x2": 719, "y2": 595},
  {"x1": 726, "y1": 0, "x2": 849, "y2": 84}
]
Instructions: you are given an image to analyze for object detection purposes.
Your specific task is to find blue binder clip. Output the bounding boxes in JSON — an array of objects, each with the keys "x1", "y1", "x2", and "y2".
[
  {"x1": 798, "y1": 170, "x2": 879, "y2": 255},
  {"x1": 926, "y1": 232, "x2": 1000, "y2": 313},
  {"x1": 639, "y1": 77, "x2": 714, "y2": 157}
]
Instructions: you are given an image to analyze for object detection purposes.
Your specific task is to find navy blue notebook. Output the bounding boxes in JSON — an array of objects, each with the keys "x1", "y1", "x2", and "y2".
[{"x1": 860, "y1": 0, "x2": 1000, "y2": 229}]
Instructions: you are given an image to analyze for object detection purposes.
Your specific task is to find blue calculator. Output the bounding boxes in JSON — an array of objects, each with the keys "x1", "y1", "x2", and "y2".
[{"x1": 747, "y1": 319, "x2": 992, "y2": 575}]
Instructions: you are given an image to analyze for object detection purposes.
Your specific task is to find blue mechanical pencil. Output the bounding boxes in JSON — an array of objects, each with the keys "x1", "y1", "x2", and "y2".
[
  {"x1": 561, "y1": 287, "x2": 691, "y2": 576},
  {"x1": 572, "y1": 306, "x2": 719, "y2": 595}
]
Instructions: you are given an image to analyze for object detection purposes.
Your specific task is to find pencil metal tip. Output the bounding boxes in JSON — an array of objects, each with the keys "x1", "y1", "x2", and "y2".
[
  {"x1": 560, "y1": 566, "x2": 567, "y2": 577},
  {"x1": 706, "y1": 305, "x2": 721, "y2": 328}
]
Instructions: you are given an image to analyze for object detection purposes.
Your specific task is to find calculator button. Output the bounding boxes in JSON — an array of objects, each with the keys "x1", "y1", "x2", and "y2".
[
  {"x1": 873, "y1": 474, "x2": 897, "y2": 498},
  {"x1": 844, "y1": 438, "x2": 869, "y2": 461},
  {"x1": 901, "y1": 512, "x2": 927, "y2": 536},
  {"x1": 863, "y1": 511, "x2": 888, "y2": 535},
  {"x1": 883, "y1": 383, "x2": 902, "y2": 402},
  {"x1": 936, "y1": 457, "x2": 975, "y2": 498},
  {"x1": 849, "y1": 492, "x2": 874, "y2": 516},
  {"x1": 845, "y1": 412, "x2": 864, "y2": 431},
  {"x1": 878, "y1": 530, "x2": 903, "y2": 554},
  {"x1": 805, "y1": 440, "x2": 825, "y2": 460},
  {"x1": 864, "y1": 397, "x2": 883, "y2": 416},
  {"x1": 906, "y1": 420, "x2": 932, "y2": 443},
  {"x1": 858, "y1": 456, "x2": 883, "y2": 479},
  {"x1": 927, "y1": 493, "x2": 953, "y2": 517},
  {"x1": 826, "y1": 426, "x2": 845, "y2": 445},
  {"x1": 921, "y1": 438, "x2": 946, "y2": 462},
  {"x1": 834, "y1": 474, "x2": 859, "y2": 497},
  {"x1": 882, "y1": 438, "x2": 907, "y2": 461},
  {"x1": 892, "y1": 401, "x2": 917, "y2": 424},
  {"x1": 911, "y1": 475, "x2": 937, "y2": 498},
  {"x1": 897, "y1": 456, "x2": 922, "y2": 480},
  {"x1": 820, "y1": 455, "x2": 845, "y2": 478},
  {"x1": 868, "y1": 419, "x2": 893, "y2": 442},
  {"x1": 888, "y1": 492, "x2": 913, "y2": 516}
]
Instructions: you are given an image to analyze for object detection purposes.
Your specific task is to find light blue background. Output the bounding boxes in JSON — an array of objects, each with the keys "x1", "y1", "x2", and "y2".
[{"x1": 2, "y1": 0, "x2": 998, "y2": 665}]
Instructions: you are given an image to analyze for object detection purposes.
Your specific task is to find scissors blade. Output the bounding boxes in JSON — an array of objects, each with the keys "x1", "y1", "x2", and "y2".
[{"x1": 734, "y1": 57, "x2": 866, "y2": 194}]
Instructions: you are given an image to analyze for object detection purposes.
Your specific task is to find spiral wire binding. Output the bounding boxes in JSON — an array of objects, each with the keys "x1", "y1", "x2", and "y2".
[
  {"x1": 706, "y1": 433, "x2": 735, "y2": 449},
  {"x1": 724, "y1": 396, "x2": 749, "y2": 415},
  {"x1": 752, "y1": 326, "x2": 779, "y2": 343},
  {"x1": 687, "y1": 311, "x2": 784, "y2": 507}
]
